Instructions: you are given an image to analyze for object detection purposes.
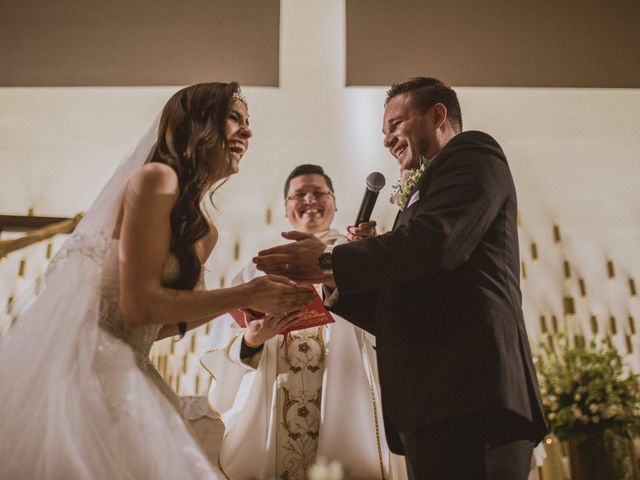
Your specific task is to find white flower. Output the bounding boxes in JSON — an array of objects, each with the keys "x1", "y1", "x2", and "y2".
[{"x1": 389, "y1": 158, "x2": 429, "y2": 210}]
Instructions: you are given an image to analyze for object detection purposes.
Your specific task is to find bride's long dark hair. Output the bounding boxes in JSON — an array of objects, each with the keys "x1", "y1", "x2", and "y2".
[{"x1": 149, "y1": 82, "x2": 240, "y2": 290}]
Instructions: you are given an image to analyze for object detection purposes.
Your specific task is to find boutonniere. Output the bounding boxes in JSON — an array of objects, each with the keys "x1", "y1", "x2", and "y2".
[{"x1": 389, "y1": 157, "x2": 429, "y2": 210}]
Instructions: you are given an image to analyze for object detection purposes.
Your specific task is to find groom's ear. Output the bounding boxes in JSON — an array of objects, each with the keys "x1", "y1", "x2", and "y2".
[{"x1": 432, "y1": 103, "x2": 448, "y2": 130}]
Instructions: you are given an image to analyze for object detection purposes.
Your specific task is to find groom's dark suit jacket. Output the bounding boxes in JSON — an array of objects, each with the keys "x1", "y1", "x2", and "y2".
[{"x1": 330, "y1": 131, "x2": 546, "y2": 453}]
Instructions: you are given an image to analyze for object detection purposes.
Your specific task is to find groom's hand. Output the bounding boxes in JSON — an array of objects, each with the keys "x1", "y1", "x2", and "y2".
[
  {"x1": 346, "y1": 220, "x2": 377, "y2": 242},
  {"x1": 253, "y1": 231, "x2": 330, "y2": 283}
]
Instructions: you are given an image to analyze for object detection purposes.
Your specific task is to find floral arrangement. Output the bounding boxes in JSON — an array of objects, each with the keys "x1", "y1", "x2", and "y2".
[
  {"x1": 389, "y1": 158, "x2": 429, "y2": 210},
  {"x1": 536, "y1": 333, "x2": 640, "y2": 443}
]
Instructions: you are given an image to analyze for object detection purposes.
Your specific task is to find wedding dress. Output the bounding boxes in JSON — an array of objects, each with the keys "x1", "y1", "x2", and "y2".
[{"x1": 0, "y1": 120, "x2": 223, "y2": 479}]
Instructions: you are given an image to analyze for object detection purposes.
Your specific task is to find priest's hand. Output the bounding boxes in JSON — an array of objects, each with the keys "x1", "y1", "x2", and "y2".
[
  {"x1": 243, "y1": 312, "x2": 301, "y2": 347},
  {"x1": 253, "y1": 231, "x2": 331, "y2": 284}
]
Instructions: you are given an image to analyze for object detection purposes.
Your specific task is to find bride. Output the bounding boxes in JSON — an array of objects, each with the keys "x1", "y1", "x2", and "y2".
[{"x1": 0, "y1": 82, "x2": 314, "y2": 479}]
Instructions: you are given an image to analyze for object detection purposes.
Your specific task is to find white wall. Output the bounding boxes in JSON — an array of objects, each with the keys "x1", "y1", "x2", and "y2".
[{"x1": 1, "y1": 0, "x2": 639, "y2": 392}]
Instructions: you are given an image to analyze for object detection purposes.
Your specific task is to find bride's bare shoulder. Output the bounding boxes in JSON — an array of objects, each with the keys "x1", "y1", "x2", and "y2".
[{"x1": 125, "y1": 163, "x2": 179, "y2": 198}]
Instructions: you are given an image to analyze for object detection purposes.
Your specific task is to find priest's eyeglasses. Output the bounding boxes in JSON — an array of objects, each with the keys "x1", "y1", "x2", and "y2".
[{"x1": 286, "y1": 190, "x2": 334, "y2": 202}]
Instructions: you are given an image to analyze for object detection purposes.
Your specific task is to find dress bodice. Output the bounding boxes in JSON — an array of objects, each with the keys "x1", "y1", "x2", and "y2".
[{"x1": 99, "y1": 239, "x2": 198, "y2": 356}]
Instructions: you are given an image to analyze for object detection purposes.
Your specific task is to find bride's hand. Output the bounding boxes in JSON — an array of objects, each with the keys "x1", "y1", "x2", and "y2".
[
  {"x1": 243, "y1": 312, "x2": 301, "y2": 348},
  {"x1": 243, "y1": 275, "x2": 314, "y2": 316}
]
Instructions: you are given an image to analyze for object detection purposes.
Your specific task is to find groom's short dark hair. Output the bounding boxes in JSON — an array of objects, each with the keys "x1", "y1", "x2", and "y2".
[
  {"x1": 284, "y1": 164, "x2": 335, "y2": 198},
  {"x1": 386, "y1": 77, "x2": 463, "y2": 133}
]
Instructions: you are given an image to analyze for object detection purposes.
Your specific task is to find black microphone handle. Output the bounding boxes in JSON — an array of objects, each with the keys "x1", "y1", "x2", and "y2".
[{"x1": 355, "y1": 189, "x2": 379, "y2": 226}]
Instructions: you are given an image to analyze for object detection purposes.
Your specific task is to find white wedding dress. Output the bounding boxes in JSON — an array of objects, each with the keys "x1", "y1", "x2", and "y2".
[{"x1": 0, "y1": 121, "x2": 224, "y2": 479}]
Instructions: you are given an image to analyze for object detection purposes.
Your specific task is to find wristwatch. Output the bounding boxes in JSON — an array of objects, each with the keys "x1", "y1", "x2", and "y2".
[{"x1": 318, "y1": 248, "x2": 333, "y2": 274}]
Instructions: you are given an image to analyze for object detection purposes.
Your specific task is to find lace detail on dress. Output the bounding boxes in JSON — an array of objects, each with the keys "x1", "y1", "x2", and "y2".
[
  {"x1": 99, "y1": 295, "x2": 162, "y2": 358},
  {"x1": 96, "y1": 238, "x2": 163, "y2": 358},
  {"x1": 94, "y1": 239, "x2": 202, "y2": 417},
  {"x1": 46, "y1": 227, "x2": 112, "y2": 276}
]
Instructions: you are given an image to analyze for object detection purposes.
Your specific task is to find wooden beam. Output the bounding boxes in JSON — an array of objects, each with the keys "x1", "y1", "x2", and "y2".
[{"x1": 0, "y1": 215, "x2": 73, "y2": 233}]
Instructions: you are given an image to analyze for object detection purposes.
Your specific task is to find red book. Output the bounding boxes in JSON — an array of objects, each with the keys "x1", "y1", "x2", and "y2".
[
  {"x1": 229, "y1": 285, "x2": 334, "y2": 334},
  {"x1": 229, "y1": 309, "x2": 248, "y2": 328}
]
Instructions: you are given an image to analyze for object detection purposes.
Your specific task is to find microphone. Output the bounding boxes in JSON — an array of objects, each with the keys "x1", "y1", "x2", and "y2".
[{"x1": 354, "y1": 172, "x2": 386, "y2": 225}]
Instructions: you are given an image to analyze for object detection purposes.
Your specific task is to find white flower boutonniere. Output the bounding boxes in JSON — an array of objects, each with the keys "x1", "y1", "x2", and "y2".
[{"x1": 389, "y1": 157, "x2": 429, "y2": 210}]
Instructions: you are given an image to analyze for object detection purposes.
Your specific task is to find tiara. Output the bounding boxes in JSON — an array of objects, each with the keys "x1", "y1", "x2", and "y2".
[{"x1": 232, "y1": 90, "x2": 247, "y2": 106}]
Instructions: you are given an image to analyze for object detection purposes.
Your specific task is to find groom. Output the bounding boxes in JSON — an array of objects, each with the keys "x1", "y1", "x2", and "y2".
[{"x1": 254, "y1": 77, "x2": 546, "y2": 479}]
